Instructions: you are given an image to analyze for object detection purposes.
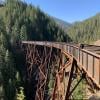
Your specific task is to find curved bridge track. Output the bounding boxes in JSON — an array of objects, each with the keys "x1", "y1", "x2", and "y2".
[{"x1": 21, "y1": 41, "x2": 100, "y2": 100}]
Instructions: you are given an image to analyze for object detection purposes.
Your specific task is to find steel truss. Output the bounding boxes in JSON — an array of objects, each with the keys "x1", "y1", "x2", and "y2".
[{"x1": 21, "y1": 43, "x2": 100, "y2": 100}]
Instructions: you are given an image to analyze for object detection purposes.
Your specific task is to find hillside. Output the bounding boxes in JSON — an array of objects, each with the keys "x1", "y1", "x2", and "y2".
[
  {"x1": 0, "y1": 0, "x2": 72, "y2": 100},
  {"x1": 67, "y1": 13, "x2": 100, "y2": 44},
  {"x1": 53, "y1": 17, "x2": 71, "y2": 29}
]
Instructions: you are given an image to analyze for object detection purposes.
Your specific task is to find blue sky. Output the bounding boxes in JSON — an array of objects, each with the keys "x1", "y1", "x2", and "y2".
[{"x1": 23, "y1": 0, "x2": 100, "y2": 23}]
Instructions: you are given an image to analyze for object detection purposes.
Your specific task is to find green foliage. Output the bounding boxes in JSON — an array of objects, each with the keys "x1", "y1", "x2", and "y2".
[
  {"x1": 1, "y1": 0, "x2": 100, "y2": 99},
  {"x1": 67, "y1": 13, "x2": 100, "y2": 43},
  {"x1": 11, "y1": 21, "x2": 20, "y2": 44},
  {"x1": 1, "y1": 50, "x2": 16, "y2": 100},
  {"x1": 0, "y1": 17, "x2": 16, "y2": 99},
  {"x1": 0, "y1": 7, "x2": 5, "y2": 17},
  {"x1": 4, "y1": 0, "x2": 71, "y2": 42},
  {"x1": 53, "y1": 17, "x2": 71, "y2": 30},
  {"x1": 4, "y1": 50, "x2": 15, "y2": 80},
  {"x1": 20, "y1": 25, "x2": 27, "y2": 41},
  {"x1": 15, "y1": 87, "x2": 25, "y2": 100},
  {"x1": 0, "y1": 72, "x2": 5, "y2": 100},
  {"x1": 72, "y1": 79, "x2": 86, "y2": 99},
  {"x1": 0, "y1": 0, "x2": 72, "y2": 99}
]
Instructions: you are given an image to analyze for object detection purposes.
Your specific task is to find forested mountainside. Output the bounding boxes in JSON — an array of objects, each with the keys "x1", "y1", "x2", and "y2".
[
  {"x1": 67, "y1": 13, "x2": 100, "y2": 44},
  {"x1": 0, "y1": 2, "x2": 71, "y2": 42},
  {"x1": 0, "y1": 0, "x2": 71, "y2": 100},
  {"x1": 53, "y1": 17, "x2": 71, "y2": 30}
]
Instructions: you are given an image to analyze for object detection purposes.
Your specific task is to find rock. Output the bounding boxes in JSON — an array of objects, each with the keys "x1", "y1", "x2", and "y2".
[{"x1": 89, "y1": 92, "x2": 100, "y2": 100}]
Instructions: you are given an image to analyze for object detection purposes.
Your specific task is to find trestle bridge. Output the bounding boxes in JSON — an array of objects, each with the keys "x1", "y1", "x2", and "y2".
[{"x1": 21, "y1": 41, "x2": 100, "y2": 100}]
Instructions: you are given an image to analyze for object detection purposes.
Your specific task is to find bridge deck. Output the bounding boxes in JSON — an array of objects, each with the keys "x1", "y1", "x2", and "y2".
[{"x1": 22, "y1": 41, "x2": 100, "y2": 89}]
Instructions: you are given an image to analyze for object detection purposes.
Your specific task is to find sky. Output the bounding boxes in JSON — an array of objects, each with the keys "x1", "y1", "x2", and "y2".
[{"x1": 23, "y1": 0, "x2": 100, "y2": 23}]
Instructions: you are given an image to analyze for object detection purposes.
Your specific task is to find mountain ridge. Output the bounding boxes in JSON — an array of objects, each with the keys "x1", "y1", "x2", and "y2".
[
  {"x1": 66, "y1": 13, "x2": 100, "y2": 44},
  {"x1": 53, "y1": 17, "x2": 71, "y2": 29}
]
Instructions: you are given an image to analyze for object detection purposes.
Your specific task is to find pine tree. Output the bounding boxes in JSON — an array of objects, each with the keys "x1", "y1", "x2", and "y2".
[
  {"x1": 0, "y1": 44, "x2": 6, "y2": 100},
  {"x1": 0, "y1": 17, "x2": 5, "y2": 33},
  {"x1": 4, "y1": 50, "x2": 15, "y2": 80},
  {"x1": 0, "y1": 72, "x2": 5, "y2": 100},
  {"x1": 20, "y1": 25, "x2": 27, "y2": 41},
  {"x1": 2, "y1": 50, "x2": 16, "y2": 100},
  {"x1": 0, "y1": 32, "x2": 7, "y2": 48},
  {"x1": 11, "y1": 21, "x2": 20, "y2": 45}
]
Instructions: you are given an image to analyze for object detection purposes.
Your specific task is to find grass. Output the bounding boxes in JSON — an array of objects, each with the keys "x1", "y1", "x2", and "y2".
[{"x1": 72, "y1": 79, "x2": 87, "y2": 99}]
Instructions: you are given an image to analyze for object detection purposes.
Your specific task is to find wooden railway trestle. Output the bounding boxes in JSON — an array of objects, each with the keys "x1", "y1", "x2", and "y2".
[{"x1": 21, "y1": 41, "x2": 100, "y2": 100}]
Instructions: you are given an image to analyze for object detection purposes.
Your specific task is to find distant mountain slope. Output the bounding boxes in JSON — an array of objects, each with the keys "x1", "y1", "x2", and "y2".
[
  {"x1": 53, "y1": 17, "x2": 71, "y2": 29},
  {"x1": 67, "y1": 13, "x2": 100, "y2": 44}
]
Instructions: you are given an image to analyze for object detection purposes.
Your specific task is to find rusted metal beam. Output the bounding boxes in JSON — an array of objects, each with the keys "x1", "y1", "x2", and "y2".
[{"x1": 21, "y1": 41, "x2": 100, "y2": 100}]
